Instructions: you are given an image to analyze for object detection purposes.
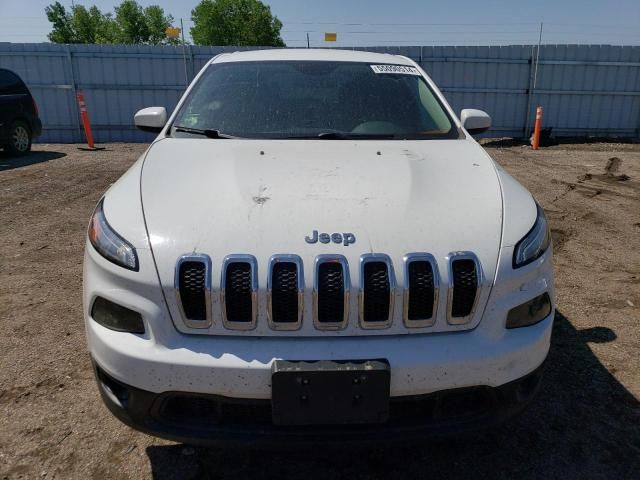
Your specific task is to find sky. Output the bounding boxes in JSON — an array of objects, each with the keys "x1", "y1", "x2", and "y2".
[{"x1": 0, "y1": 0, "x2": 639, "y2": 46}]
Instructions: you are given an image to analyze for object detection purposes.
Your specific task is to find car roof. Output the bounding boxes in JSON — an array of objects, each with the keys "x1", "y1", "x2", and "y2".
[{"x1": 210, "y1": 48, "x2": 415, "y2": 65}]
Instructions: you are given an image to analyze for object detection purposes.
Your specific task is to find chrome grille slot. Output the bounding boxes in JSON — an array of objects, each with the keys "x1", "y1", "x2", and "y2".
[
  {"x1": 359, "y1": 254, "x2": 395, "y2": 328},
  {"x1": 221, "y1": 255, "x2": 257, "y2": 330},
  {"x1": 271, "y1": 263, "x2": 298, "y2": 320},
  {"x1": 267, "y1": 254, "x2": 304, "y2": 330},
  {"x1": 175, "y1": 254, "x2": 212, "y2": 328},
  {"x1": 447, "y1": 252, "x2": 482, "y2": 325},
  {"x1": 403, "y1": 253, "x2": 438, "y2": 327},
  {"x1": 451, "y1": 261, "x2": 477, "y2": 316},
  {"x1": 314, "y1": 255, "x2": 349, "y2": 329}
]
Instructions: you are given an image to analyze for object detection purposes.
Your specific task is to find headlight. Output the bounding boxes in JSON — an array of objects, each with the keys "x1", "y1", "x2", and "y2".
[
  {"x1": 88, "y1": 199, "x2": 139, "y2": 271},
  {"x1": 513, "y1": 203, "x2": 551, "y2": 268}
]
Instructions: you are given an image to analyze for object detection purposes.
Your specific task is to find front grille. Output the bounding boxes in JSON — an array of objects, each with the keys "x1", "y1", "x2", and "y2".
[
  {"x1": 179, "y1": 263, "x2": 206, "y2": 319},
  {"x1": 361, "y1": 256, "x2": 393, "y2": 325},
  {"x1": 450, "y1": 258, "x2": 478, "y2": 318},
  {"x1": 316, "y1": 257, "x2": 348, "y2": 326},
  {"x1": 175, "y1": 255, "x2": 211, "y2": 326},
  {"x1": 225, "y1": 263, "x2": 252, "y2": 321},
  {"x1": 271, "y1": 263, "x2": 298, "y2": 322},
  {"x1": 173, "y1": 252, "x2": 484, "y2": 332},
  {"x1": 222, "y1": 256, "x2": 256, "y2": 327},
  {"x1": 269, "y1": 258, "x2": 302, "y2": 326},
  {"x1": 407, "y1": 261, "x2": 435, "y2": 321}
]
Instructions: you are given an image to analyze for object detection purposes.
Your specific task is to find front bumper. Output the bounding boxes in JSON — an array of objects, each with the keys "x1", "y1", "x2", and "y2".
[
  {"x1": 87, "y1": 309, "x2": 553, "y2": 399},
  {"x1": 93, "y1": 358, "x2": 546, "y2": 446},
  {"x1": 84, "y1": 223, "x2": 555, "y2": 442}
]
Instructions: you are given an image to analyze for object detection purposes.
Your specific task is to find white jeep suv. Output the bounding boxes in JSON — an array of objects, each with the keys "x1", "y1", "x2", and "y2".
[{"x1": 83, "y1": 48, "x2": 554, "y2": 445}]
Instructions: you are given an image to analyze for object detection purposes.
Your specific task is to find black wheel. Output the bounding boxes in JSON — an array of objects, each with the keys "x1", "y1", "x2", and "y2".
[{"x1": 6, "y1": 121, "x2": 32, "y2": 156}]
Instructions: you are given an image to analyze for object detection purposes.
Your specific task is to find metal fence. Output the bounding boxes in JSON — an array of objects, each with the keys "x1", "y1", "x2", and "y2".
[{"x1": 1, "y1": 43, "x2": 639, "y2": 143}]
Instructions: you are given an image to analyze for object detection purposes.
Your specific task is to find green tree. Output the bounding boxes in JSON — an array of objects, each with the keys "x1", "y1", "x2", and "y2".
[
  {"x1": 113, "y1": 0, "x2": 148, "y2": 44},
  {"x1": 45, "y1": 0, "x2": 178, "y2": 45},
  {"x1": 144, "y1": 5, "x2": 177, "y2": 45},
  {"x1": 45, "y1": 2, "x2": 75, "y2": 43},
  {"x1": 71, "y1": 5, "x2": 116, "y2": 43},
  {"x1": 190, "y1": 0, "x2": 285, "y2": 46}
]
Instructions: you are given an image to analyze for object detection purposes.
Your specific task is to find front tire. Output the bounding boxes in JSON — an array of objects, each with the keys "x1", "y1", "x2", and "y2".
[{"x1": 6, "y1": 121, "x2": 32, "y2": 156}]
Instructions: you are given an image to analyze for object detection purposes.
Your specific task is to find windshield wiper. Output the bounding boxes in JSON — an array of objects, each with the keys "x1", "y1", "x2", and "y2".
[
  {"x1": 172, "y1": 126, "x2": 237, "y2": 139},
  {"x1": 264, "y1": 131, "x2": 396, "y2": 139},
  {"x1": 316, "y1": 132, "x2": 352, "y2": 139},
  {"x1": 317, "y1": 132, "x2": 396, "y2": 139}
]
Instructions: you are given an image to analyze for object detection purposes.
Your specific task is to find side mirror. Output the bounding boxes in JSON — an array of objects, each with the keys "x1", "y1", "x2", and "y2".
[
  {"x1": 134, "y1": 106, "x2": 167, "y2": 133},
  {"x1": 460, "y1": 109, "x2": 491, "y2": 136}
]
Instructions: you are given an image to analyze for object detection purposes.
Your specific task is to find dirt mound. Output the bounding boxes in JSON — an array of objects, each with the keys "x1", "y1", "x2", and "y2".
[
  {"x1": 603, "y1": 157, "x2": 630, "y2": 181},
  {"x1": 605, "y1": 157, "x2": 621, "y2": 174}
]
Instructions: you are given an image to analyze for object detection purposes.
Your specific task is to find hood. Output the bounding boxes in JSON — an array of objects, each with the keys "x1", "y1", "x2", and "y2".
[{"x1": 141, "y1": 138, "x2": 503, "y2": 335}]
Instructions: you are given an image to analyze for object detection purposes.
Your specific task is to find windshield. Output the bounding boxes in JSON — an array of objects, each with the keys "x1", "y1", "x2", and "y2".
[{"x1": 171, "y1": 61, "x2": 459, "y2": 140}]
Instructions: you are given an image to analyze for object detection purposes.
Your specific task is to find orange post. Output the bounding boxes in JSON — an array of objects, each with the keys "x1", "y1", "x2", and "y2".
[
  {"x1": 532, "y1": 106, "x2": 543, "y2": 150},
  {"x1": 76, "y1": 92, "x2": 95, "y2": 149}
]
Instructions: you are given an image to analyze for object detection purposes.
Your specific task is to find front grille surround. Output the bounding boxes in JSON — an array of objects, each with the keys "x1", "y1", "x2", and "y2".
[
  {"x1": 220, "y1": 254, "x2": 258, "y2": 330},
  {"x1": 403, "y1": 253, "x2": 439, "y2": 328},
  {"x1": 171, "y1": 252, "x2": 487, "y2": 334},
  {"x1": 174, "y1": 254, "x2": 212, "y2": 329},
  {"x1": 313, "y1": 255, "x2": 350, "y2": 330},
  {"x1": 267, "y1": 254, "x2": 304, "y2": 330},
  {"x1": 446, "y1": 251, "x2": 483, "y2": 325},
  {"x1": 358, "y1": 253, "x2": 396, "y2": 329}
]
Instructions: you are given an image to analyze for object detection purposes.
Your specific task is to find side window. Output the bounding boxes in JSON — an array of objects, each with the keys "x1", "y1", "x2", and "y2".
[{"x1": 0, "y1": 70, "x2": 27, "y2": 95}]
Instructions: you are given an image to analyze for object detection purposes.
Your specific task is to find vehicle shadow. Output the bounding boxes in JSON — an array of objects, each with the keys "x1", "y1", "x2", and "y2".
[
  {"x1": 145, "y1": 311, "x2": 640, "y2": 480},
  {"x1": 0, "y1": 149, "x2": 66, "y2": 171}
]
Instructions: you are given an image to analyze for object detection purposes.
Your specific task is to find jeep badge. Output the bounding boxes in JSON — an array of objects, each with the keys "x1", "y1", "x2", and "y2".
[{"x1": 305, "y1": 230, "x2": 356, "y2": 246}]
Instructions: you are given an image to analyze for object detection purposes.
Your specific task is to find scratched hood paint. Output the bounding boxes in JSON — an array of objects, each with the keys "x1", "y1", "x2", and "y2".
[{"x1": 141, "y1": 137, "x2": 503, "y2": 326}]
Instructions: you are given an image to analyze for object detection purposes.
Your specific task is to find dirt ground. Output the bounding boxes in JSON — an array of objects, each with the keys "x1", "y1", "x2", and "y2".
[{"x1": 0, "y1": 141, "x2": 638, "y2": 480}]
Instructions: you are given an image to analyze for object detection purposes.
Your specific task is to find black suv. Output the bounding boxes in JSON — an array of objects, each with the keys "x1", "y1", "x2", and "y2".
[{"x1": 0, "y1": 68, "x2": 42, "y2": 156}]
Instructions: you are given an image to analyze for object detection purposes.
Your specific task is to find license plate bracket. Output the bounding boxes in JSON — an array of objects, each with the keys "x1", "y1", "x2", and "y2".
[{"x1": 271, "y1": 359, "x2": 390, "y2": 426}]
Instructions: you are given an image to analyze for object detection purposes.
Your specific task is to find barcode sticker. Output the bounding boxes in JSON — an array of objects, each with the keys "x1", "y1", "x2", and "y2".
[{"x1": 370, "y1": 64, "x2": 420, "y2": 75}]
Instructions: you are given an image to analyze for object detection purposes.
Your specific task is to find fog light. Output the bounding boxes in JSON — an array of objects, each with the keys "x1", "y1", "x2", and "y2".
[
  {"x1": 506, "y1": 292, "x2": 552, "y2": 329},
  {"x1": 91, "y1": 297, "x2": 145, "y2": 334}
]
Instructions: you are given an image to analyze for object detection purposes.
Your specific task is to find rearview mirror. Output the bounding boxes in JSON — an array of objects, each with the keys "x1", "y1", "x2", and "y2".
[
  {"x1": 134, "y1": 107, "x2": 167, "y2": 133},
  {"x1": 460, "y1": 109, "x2": 491, "y2": 136}
]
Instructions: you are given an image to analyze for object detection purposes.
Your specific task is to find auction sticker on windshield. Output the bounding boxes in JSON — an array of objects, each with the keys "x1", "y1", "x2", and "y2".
[{"x1": 370, "y1": 64, "x2": 421, "y2": 75}]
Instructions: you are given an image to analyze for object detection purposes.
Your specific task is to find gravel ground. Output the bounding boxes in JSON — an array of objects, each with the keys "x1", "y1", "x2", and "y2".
[{"x1": 0, "y1": 141, "x2": 639, "y2": 480}]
